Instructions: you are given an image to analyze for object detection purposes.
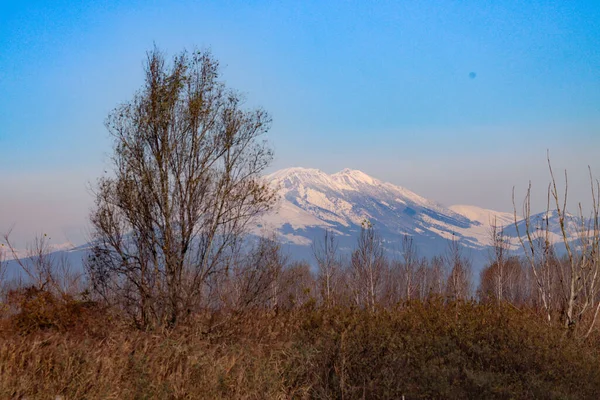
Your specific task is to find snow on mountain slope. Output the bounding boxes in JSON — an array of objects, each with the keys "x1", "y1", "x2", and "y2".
[
  {"x1": 502, "y1": 209, "x2": 585, "y2": 249},
  {"x1": 5, "y1": 170, "x2": 585, "y2": 279},
  {"x1": 449, "y1": 205, "x2": 517, "y2": 228},
  {"x1": 257, "y1": 168, "x2": 494, "y2": 258},
  {"x1": 266, "y1": 168, "x2": 471, "y2": 228},
  {"x1": 2, "y1": 241, "x2": 78, "y2": 261},
  {"x1": 254, "y1": 167, "x2": 586, "y2": 265},
  {"x1": 446, "y1": 205, "x2": 523, "y2": 248}
]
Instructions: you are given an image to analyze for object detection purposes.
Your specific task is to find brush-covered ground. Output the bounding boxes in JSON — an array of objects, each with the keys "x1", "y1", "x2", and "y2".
[{"x1": 1, "y1": 292, "x2": 600, "y2": 399}]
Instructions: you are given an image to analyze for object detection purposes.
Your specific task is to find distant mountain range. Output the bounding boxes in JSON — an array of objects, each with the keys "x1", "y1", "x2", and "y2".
[
  {"x1": 254, "y1": 167, "x2": 522, "y2": 265},
  {"x1": 5, "y1": 167, "x2": 581, "y2": 278}
]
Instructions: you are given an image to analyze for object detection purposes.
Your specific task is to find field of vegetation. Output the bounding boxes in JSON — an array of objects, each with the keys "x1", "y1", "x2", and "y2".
[
  {"x1": 2, "y1": 293, "x2": 600, "y2": 399},
  {"x1": 2, "y1": 47, "x2": 600, "y2": 399}
]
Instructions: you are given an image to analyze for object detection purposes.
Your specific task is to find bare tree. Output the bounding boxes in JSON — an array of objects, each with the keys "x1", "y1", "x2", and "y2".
[
  {"x1": 278, "y1": 261, "x2": 316, "y2": 309},
  {"x1": 222, "y1": 236, "x2": 286, "y2": 311},
  {"x1": 384, "y1": 260, "x2": 401, "y2": 305},
  {"x1": 87, "y1": 47, "x2": 276, "y2": 328},
  {"x1": 385, "y1": 235, "x2": 419, "y2": 304},
  {"x1": 0, "y1": 243, "x2": 6, "y2": 310},
  {"x1": 486, "y1": 217, "x2": 511, "y2": 302},
  {"x1": 0, "y1": 242, "x2": 6, "y2": 283},
  {"x1": 312, "y1": 229, "x2": 339, "y2": 308},
  {"x1": 414, "y1": 257, "x2": 433, "y2": 301},
  {"x1": 513, "y1": 182, "x2": 555, "y2": 323},
  {"x1": 350, "y1": 221, "x2": 386, "y2": 311},
  {"x1": 548, "y1": 161, "x2": 600, "y2": 332},
  {"x1": 479, "y1": 256, "x2": 527, "y2": 305},
  {"x1": 515, "y1": 153, "x2": 600, "y2": 334},
  {"x1": 0, "y1": 231, "x2": 84, "y2": 301},
  {"x1": 401, "y1": 235, "x2": 418, "y2": 300},
  {"x1": 428, "y1": 255, "x2": 447, "y2": 297},
  {"x1": 445, "y1": 236, "x2": 472, "y2": 301},
  {"x1": 331, "y1": 255, "x2": 355, "y2": 307},
  {"x1": 3, "y1": 231, "x2": 56, "y2": 292}
]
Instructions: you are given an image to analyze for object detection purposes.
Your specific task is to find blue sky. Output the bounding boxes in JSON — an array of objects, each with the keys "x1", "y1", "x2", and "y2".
[{"x1": 1, "y1": 0, "x2": 599, "y2": 245}]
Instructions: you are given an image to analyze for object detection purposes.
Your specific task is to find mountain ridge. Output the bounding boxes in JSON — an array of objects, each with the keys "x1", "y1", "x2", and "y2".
[
  {"x1": 5, "y1": 168, "x2": 580, "y2": 274},
  {"x1": 257, "y1": 167, "x2": 499, "y2": 262},
  {"x1": 260, "y1": 167, "x2": 583, "y2": 257}
]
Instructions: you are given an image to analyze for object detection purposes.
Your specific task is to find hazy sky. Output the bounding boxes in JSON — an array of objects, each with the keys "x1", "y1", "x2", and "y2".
[{"x1": 1, "y1": 0, "x2": 599, "y2": 246}]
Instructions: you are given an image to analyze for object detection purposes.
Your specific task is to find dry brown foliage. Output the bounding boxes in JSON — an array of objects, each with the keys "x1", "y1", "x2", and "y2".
[{"x1": 2, "y1": 294, "x2": 600, "y2": 399}]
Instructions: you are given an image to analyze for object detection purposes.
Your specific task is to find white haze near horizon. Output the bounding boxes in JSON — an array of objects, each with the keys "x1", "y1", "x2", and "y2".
[
  {"x1": 1, "y1": 146, "x2": 599, "y2": 250},
  {"x1": 1, "y1": 170, "x2": 94, "y2": 250}
]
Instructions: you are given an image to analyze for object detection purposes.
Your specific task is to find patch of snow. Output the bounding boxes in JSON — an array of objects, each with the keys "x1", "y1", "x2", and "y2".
[
  {"x1": 450, "y1": 205, "x2": 518, "y2": 228},
  {"x1": 256, "y1": 200, "x2": 328, "y2": 231},
  {"x1": 260, "y1": 166, "x2": 565, "y2": 256},
  {"x1": 331, "y1": 168, "x2": 380, "y2": 187},
  {"x1": 280, "y1": 233, "x2": 313, "y2": 246},
  {"x1": 427, "y1": 226, "x2": 458, "y2": 241},
  {"x1": 2, "y1": 241, "x2": 77, "y2": 261}
]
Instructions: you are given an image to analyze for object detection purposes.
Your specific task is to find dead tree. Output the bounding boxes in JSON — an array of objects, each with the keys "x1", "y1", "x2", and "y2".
[
  {"x1": 223, "y1": 236, "x2": 286, "y2": 311},
  {"x1": 0, "y1": 244, "x2": 6, "y2": 306},
  {"x1": 429, "y1": 255, "x2": 447, "y2": 297},
  {"x1": 513, "y1": 181, "x2": 554, "y2": 323},
  {"x1": 350, "y1": 221, "x2": 386, "y2": 311},
  {"x1": 479, "y1": 256, "x2": 527, "y2": 305},
  {"x1": 401, "y1": 235, "x2": 418, "y2": 300},
  {"x1": 515, "y1": 153, "x2": 600, "y2": 334},
  {"x1": 445, "y1": 235, "x2": 472, "y2": 301},
  {"x1": 0, "y1": 231, "x2": 83, "y2": 300},
  {"x1": 312, "y1": 229, "x2": 339, "y2": 308},
  {"x1": 487, "y1": 217, "x2": 511, "y2": 302},
  {"x1": 277, "y1": 261, "x2": 315, "y2": 309},
  {"x1": 2, "y1": 231, "x2": 57, "y2": 292}
]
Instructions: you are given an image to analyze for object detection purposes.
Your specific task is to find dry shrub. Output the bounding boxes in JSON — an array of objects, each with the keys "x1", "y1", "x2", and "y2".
[
  {"x1": 1, "y1": 287, "x2": 106, "y2": 336},
  {"x1": 1, "y1": 301, "x2": 600, "y2": 399},
  {"x1": 286, "y1": 301, "x2": 600, "y2": 399},
  {"x1": 0, "y1": 315, "x2": 296, "y2": 399}
]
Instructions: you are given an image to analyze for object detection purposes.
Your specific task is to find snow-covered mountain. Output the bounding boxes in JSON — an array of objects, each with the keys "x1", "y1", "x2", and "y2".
[
  {"x1": 255, "y1": 167, "x2": 515, "y2": 263},
  {"x1": 502, "y1": 209, "x2": 590, "y2": 248},
  {"x1": 2, "y1": 241, "x2": 78, "y2": 261},
  {"x1": 4, "y1": 167, "x2": 587, "y2": 281},
  {"x1": 449, "y1": 205, "x2": 516, "y2": 228},
  {"x1": 2, "y1": 242, "x2": 92, "y2": 281}
]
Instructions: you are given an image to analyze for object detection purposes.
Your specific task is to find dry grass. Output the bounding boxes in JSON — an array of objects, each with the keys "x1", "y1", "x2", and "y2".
[
  {"x1": 1, "y1": 293, "x2": 600, "y2": 399},
  {"x1": 0, "y1": 324, "x2": 292, "y2": 399}
]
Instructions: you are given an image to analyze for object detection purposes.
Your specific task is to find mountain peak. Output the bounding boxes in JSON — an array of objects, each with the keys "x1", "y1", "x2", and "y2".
[
  {"x1": 332, "y1": 168, "x2": 379, "y2": 186},
  {"x1": 266, "y1": 167, "x2": 326, "y2": 181},
  {"x1": 259, "y1": 165, "x2": 492, "y2": 256},
  {"x1": 336, "y1": 168, "x2": 364, "y2": 175}
]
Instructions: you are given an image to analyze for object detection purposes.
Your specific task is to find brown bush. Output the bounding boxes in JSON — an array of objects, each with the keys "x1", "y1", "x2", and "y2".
[
  {"x1": 288, "y1": 301, "x2": 600, "y2": 399},
  {"x1": 1, "y1": 301, "x2": 600, "y2": 399},
  {"x1": 2, "y1": 287, "x2": 105, "y2": 335}
]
